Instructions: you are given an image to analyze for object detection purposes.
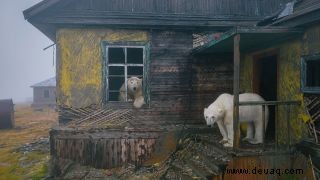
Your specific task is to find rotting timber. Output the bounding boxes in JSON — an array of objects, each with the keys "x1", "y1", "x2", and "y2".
[{"x1": 49, "y1": 125, "x2": 314, "y2": 179}]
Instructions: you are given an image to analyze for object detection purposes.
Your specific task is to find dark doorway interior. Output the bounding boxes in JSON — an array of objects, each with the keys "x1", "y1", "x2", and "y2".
[{"x1": 253, "y1": 55, "x2": 277, "y2": 140}]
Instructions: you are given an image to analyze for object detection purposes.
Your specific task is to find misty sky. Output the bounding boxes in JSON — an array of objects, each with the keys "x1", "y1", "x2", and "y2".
[{"x1": 0, "y1": 0, "x2": 55, "y2": 103}]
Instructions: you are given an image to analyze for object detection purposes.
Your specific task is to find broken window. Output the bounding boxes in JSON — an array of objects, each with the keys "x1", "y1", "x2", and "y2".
[
  {"x1": 301, "y1": 54, "x2": 320, "y2": 93},
  {"x1": 106, "y1": 46, "x2": 147, "y2": 102}
]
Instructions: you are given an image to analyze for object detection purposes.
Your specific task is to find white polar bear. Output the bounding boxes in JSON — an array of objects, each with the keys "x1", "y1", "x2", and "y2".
[
  {"x1": 204, "y1": 93, "x2": 268, "y2": 147},
  {"x1": 119, "y1": 77, "x2": 145, "y2": 108}
]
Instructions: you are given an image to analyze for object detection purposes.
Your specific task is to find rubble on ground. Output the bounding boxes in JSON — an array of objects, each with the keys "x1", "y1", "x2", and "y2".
[{"x1": 49, "y1": 132, "x2": 231, "y2": 179}]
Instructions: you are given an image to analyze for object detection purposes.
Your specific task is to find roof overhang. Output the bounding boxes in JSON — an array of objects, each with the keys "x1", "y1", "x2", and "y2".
[
  {"x1": 192, "y1": 26, "x2": 304, "y2": 54},
  {"x1": 23, "y1": 0, "x2": 62, "y2": 20},
  {"x1": 22, "y1": 0, "x2": 268, "y2": 42},
  {"x1": 272, "y1": 3, "x2": 320, "y2": 26}
]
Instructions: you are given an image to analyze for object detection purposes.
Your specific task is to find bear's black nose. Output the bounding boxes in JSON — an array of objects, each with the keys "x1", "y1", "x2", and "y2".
[
  {"x1": 133, "y1": 87, "x2": 136, "y2": 91},
  {"x1": 207, "y1": 125, "x2": 211, "y2": 127}
]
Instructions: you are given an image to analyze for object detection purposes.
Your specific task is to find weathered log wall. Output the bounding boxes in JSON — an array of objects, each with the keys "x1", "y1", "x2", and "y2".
[
  {"x1": 50, "y1": 128, "x2": 161, "y2": 169},
  {"x1": 56, "y1": 29, "x2": 234, "y2": 126}
]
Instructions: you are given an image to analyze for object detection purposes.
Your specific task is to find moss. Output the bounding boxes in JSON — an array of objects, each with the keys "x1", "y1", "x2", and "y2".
[
  {"x1": 30, "y1": 163, "x2": 48, "y2": 180},
  {"x1": 240, "y1": 54, "x2": 253, "y2": 92},
  {"x1": 57, "y1": 28, "x2": 149, "y2": 108},
  {"x1": 240, "y1": 39, "x2": 309, "y2": 145},
  {"x1": 0, "y1": 106, "x2": 56, "y2": 179}
]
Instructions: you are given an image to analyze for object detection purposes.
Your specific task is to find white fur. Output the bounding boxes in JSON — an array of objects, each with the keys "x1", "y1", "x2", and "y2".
[
  {"x1": 119, "y1": 77, "x2": 145, "y2": 108},
  {"x1": 204, "y1": 93, "x2": 269, "y2": 147}
]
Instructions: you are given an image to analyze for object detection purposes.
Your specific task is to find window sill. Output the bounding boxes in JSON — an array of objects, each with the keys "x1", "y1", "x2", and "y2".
[
  {"x1": 104, "y1": 102, "x2": 150, "y2": 109},
  {"x1": 301, "y1": 87, "x2": 320, "y2": 94}
]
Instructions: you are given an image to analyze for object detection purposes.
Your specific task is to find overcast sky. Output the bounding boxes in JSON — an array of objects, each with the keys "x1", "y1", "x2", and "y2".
[{"x1": 0, "y1": 0, "x2": 55, "y2": 103}]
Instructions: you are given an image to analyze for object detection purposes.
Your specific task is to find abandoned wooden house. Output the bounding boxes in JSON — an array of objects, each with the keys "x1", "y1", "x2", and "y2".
[
  {"x1": 31, "y1": 77, "x2": 56, "y2": 110},
  {"x1": 23, "y1": 0, "x2": 319, "y2": 179},
  {"x1": 0, "y1": 99, "x2": 14, "y2": 129}
]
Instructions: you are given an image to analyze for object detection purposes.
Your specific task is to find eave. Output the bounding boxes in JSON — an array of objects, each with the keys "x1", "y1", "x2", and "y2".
[
  {"x1": 271, "y1": 2, "x2": 320, "y2": 26},
  {"x1": 192, "y1": 26, "x2": 304, "y2": 55},
  {"x1": 23, "y1": 0, "x2": 62, "y2": 20}
]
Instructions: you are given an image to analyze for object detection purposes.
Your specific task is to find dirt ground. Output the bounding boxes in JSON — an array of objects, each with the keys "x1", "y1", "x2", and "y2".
[{"x1": 0, "y1": 104, "x2": 57, "y2": 179}]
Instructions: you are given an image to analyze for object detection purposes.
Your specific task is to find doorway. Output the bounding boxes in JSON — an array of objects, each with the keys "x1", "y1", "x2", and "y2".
[{"x1": 253, "y1": 54, "x2": 277, "y2": 140}]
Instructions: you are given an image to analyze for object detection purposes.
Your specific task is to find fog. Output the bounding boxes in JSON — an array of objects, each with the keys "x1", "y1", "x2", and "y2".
[{"x1": 0, "y1": 0, "x2": 55, "y2": 103}]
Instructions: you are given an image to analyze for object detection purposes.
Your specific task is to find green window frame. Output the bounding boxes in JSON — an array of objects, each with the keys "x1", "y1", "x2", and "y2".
[
  {"x1": 101, "y1": 42, "x2": 150, "y2": 105},
  {"x1": 301, "y1": 54, "x2": 320, "y2": 94}
]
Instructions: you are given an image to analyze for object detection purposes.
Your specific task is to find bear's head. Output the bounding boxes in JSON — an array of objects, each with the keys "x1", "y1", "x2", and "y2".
[
  {"x1": 204, "y1": 106, "x2": 225, "y2": 127},
  {"x1": 127, "y1": 77, "x2": 142, "y2": 93}
]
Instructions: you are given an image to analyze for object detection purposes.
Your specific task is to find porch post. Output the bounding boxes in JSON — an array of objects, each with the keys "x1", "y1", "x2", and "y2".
[{"x1": 233, "y1": 34, "x2": 241, "y2": 149}]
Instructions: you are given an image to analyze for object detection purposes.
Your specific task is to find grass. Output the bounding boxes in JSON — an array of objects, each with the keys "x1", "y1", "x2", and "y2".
[{"x1": 0, "y1": 104, "x2": 57, "y2": 179}]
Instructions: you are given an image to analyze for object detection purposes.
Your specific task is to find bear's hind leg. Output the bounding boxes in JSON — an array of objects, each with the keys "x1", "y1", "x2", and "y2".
[
  {"x1": 249, "y1": 120, "x2": 264, "y2": 144},
  {"x1": 242, "y1": 122, "x2": 254, "y2": 142}
]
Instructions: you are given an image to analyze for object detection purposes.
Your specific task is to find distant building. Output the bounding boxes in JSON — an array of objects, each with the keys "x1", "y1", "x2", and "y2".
[
  {"x1": 31, "y1": 77, "x2": 56, "y2": 109},
  {"x1": 0, "y1": 99, "x2": 14, "y2": 129}
]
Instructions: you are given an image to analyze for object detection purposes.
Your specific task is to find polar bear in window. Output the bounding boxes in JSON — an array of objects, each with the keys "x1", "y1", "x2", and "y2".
[{"x1": 119, "y1": 77, "x2": 145, "y2": 108}]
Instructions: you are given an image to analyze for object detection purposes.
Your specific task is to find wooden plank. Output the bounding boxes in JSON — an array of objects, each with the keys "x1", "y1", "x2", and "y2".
[{"x1": 233, "y1": 34, "x2": 241, "y2": 149}]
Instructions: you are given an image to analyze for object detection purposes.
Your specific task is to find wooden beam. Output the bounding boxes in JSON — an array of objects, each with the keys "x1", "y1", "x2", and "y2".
[{"x1": 233, "y1": 34, "x2": 240, "y2": 149}]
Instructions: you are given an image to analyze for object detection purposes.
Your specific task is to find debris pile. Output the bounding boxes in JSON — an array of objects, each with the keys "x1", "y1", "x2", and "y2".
[
  {"x1": 15, "y1": 137, "x2": 50, "y2": 154},
  {"x1": 49, "y1": 132, "x2": 231, "y2": 179}
]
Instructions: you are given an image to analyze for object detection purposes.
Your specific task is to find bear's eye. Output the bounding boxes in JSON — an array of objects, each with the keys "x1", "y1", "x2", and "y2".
[
  {"x1": 205, "y1": 116, "x2": 208, "y2": 119},
  {"x1": 212, "y1": 116, "x2": 215, "y2": 119}
]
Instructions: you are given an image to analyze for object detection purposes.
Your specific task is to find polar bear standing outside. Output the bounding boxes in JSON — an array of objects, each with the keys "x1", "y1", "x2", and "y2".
[
  {"x1": 119, "y1": 77, "x2": 145, "y2": 108},
  {"x1": 204, "y1": 93, "x2": 268, "y2": 147}
]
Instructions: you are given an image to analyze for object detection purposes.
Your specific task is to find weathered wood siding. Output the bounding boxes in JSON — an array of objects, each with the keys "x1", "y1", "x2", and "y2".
[
  {"x1": 191, "y1": 54, "x2": 234, "y2": 120},
  {"x1": 32, "y1": 87, "x2": 56, "y2": 109},
  {"x1": 50, "y1": 128, "x2": 178, "y2": 169},
  {"x1": 0, "y1": 99, "x2": 14, "y2": 129},
  {"x1": 56, "y1": 28, "x2": 234, "y2": 126},
  {"x1": 135, "y1": 30, "x2": 195, "y2": 126}
]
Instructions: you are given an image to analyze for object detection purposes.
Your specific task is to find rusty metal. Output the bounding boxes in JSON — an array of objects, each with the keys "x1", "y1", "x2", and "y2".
[{"x1": 0, "y1": 99, "x2": 14, "y2": 129}]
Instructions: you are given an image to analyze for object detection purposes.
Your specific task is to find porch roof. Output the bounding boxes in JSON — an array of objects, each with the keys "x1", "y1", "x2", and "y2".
[{"x1": 192, "y1": 26, "x2": 303, "y2": 54}]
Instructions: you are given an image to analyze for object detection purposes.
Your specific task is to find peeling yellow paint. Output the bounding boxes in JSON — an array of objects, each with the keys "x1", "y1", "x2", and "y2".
[
  {"x1": 277, "y1": 40, "x2": 308, "y2": 143},
  {"x1": 56, "y1": 28, "x2": 148, "y2": 108},
  {"x1": 240, "y1": 54, "x2": 253, "y2": 92},
  {"x1": 240, "y1": 39, "x2": 309, "y2": 144}
]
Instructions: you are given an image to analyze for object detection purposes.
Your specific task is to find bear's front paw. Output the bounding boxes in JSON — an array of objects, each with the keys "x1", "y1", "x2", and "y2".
[
  {"x1": 223, "y1": 142, "x2": 233, "y2": 147},
  {"x1": 219, "y1": 139, "x2": 228, "y2": 144}
]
